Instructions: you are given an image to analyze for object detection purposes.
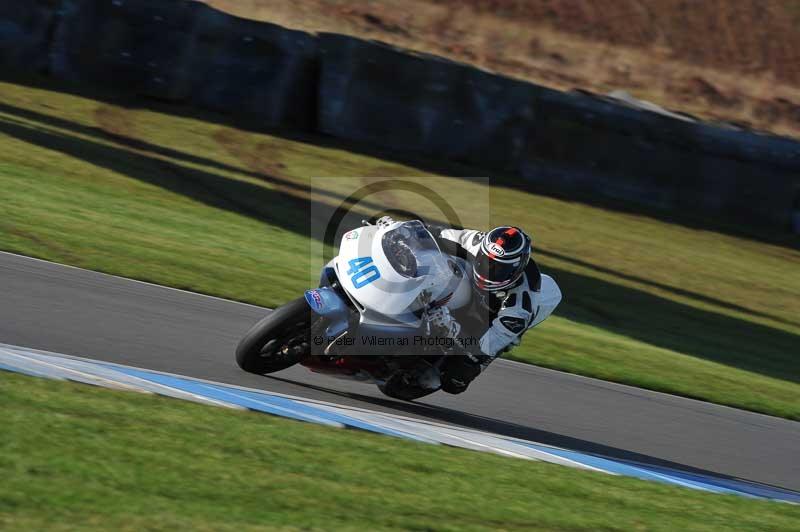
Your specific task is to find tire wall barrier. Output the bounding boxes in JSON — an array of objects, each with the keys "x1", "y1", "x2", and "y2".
[
  {"x1": 521, "y1": 90, "x2": 800, "y2": 228},
  {"x1": 317, "y1": 34, "x2": 538, "y2": 171},
  {"x1": 50, "y1": 0, "x2": 318, "y2": 128},
  {"x1": 1, "y1": 0, "x2": 798, "y2": 231},
  {"x1": 0, "y1": 0, "x2": 61, "y2": 72},
  {"x1": 51, "y1": 0, "x2": 199, "y2": 100}
]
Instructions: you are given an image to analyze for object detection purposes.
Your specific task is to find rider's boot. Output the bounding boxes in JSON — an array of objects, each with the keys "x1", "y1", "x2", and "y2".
[{"x1": 380, "y1": 366, "x2": 441, "y2": 401}]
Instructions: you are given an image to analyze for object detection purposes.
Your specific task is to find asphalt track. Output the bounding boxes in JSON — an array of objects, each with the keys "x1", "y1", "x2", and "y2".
[{"x1": 2, "y1": 251, "x2": 799, "y2": 491}]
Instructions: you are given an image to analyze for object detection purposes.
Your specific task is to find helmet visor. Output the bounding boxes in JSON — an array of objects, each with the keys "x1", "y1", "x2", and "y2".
[{"x1": 473, "y1": 253, "x2": 525, "y2": 290}]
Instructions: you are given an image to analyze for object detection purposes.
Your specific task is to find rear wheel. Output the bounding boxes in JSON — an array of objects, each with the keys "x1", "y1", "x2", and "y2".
[{"x1": 235, "y1": 297, "x2": 314, "y2": 374}]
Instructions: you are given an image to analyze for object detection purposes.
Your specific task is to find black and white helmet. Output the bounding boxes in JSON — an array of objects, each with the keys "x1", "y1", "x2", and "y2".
[{"x1": 473, "y1": 226, "x2": 531, "y2": 292}]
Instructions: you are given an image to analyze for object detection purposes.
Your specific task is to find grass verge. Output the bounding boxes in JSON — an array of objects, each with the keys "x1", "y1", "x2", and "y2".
[
  {"x1": 0, "y1": 76, "x2": 799, "y2": 419},
  {"x1": 1, "y1": 372, "x2": 798, "y2": 531}
]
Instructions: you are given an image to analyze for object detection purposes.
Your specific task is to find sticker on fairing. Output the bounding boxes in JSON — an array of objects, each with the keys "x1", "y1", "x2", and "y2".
[
  {"x1": 308, "y1": 290, "x2": 323, "y2": 309},
  {"x1": 347, "y1": 257, "x2": 380, "y2": 288}
]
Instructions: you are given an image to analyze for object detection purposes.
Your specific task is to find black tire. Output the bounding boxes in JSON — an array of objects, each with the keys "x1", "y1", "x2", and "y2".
[{"x1": 236, "y1": 297, "x2": 313, "y2": 375}]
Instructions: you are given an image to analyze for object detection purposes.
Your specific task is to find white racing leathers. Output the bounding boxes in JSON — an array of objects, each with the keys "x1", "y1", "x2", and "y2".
[{"x1": 431, "y1": 227, "x2": 562, "y2": 370}]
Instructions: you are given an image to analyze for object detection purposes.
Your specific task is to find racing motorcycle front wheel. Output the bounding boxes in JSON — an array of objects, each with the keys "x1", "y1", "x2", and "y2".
[{"x1": 235, "y1": 297, "x2": 315, "y2": 374}]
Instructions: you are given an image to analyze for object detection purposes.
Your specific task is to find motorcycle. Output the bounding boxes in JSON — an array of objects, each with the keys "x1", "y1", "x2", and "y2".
[{"x1": 235, "y1": 219, "x2": 560, "y2": 400}]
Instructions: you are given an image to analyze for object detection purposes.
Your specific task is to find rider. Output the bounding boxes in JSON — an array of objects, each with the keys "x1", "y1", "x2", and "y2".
[{"x1": 377, "y1": 216, "x2": 558, "y2": 395}]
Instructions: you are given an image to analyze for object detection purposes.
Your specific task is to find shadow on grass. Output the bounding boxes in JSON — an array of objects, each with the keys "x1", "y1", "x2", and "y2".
[
  {"x1": 1, "y1": 105, "x2": 798, "y2": 385},
  {"x1": 0, "y1": 113, "x2": 368, "y2": 249},
  {"x1": 3, "y1": 71, "x2": 798, "y2": 250},
  {"x1": 537, "y1": 247, "x2": 800, "y2": 329},
  {"x1": 550, "y1": 266, "x2": 800, "y2": 383},
  {"x1": 0, "y1": 100, "x2": 402, "y2": 223}
]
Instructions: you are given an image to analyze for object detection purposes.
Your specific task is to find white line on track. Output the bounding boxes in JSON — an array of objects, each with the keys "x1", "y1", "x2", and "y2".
[
  {"x1": 0, "y1": 347, "x2": 240, "y2": 408},
  {"x1": 189, "y1": 382, "x2": 344, "y2": 427},
  {"x1": 1, "y1": 350, "x2": 150, "y2": 393}
]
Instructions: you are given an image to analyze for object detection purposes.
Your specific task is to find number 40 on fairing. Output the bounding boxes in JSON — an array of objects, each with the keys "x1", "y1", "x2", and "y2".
[{"x1": 347, "y1": 257, "x2": 380, "y2": 288}]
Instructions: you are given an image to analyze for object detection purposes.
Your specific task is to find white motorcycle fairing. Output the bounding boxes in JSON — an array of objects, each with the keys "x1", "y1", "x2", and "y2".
[{"x1": 333, "y1": 221, "x2": 457, "y2": 327}]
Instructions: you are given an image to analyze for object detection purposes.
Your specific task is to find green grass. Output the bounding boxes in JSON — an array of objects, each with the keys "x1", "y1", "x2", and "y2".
[
  {"x1": 1, "y1": 75, "x2": 799, "y2": 419},
  {"x1": 2, "y1": 372, "x2": 798, "y2": 531}
]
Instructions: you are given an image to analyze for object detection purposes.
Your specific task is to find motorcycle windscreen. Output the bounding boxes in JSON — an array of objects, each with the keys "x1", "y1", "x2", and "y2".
[{"x1": 381, "y1": 220, "x2": 441, "y2": 278}]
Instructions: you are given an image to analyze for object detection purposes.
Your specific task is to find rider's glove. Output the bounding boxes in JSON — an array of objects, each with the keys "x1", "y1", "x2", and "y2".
[{"x1": 376, "y1": 215, "x2": 396, "y2": 228}]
